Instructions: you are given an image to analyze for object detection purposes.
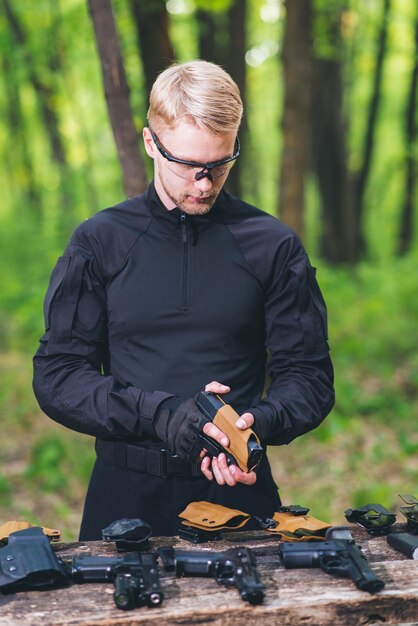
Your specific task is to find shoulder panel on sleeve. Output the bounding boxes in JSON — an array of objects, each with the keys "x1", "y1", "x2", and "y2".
[
  {"x1": 69, "y1": 193, "x2": 153, "y2": 283},
  {"x1": 219, "y1": 191, "x2": 306, "y2": 290}
]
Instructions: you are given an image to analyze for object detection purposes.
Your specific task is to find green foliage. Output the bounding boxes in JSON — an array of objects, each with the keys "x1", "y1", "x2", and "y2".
[
  {"x1": 0, "y1": 475, "x2": 12, "y2": 507},
  {"x1": 0, "y1": 353, "x2": 37, "y2": 426},
  {"x1": 320, "y1": 254, "x2": 418, "y2": 427},
  {"x1": 24, "y1": 432, "x2": 95, "y2": 493},
  {"x1": 313, "y1": 0, "x2": 346, "y2": 60},
  {"x1": 25, "y1": 436, "x2": 69, "y2": 491},
  {"x1": 193, "y1": 0, "x2": 235, "y2": 12}
]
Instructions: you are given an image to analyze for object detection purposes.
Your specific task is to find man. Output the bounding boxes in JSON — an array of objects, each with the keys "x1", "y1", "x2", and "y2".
[{"x1": 33, "y1": 60, "x2": 334, "y2": 540}]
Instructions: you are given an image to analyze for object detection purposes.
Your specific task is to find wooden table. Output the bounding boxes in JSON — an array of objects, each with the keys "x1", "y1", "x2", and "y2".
[{"x1": 1, "y1": 527, "x2": 417, "y2": 626}]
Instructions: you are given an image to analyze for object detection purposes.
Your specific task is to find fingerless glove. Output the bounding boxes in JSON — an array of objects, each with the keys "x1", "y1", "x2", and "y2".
[{"x1": 154, "y1": 397, "x2": 209, "y2": 462}]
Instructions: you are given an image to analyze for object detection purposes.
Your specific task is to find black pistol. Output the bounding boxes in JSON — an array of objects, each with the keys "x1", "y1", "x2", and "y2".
[
  {"x1": 197, "y1": 391, "x2": 263, "y2": 472},
  {"x1": 71, "y1": 551, "x2": 163, "y2": 610},
  {"x1": 278, "y1": 526, "x2": 385, "y2": 593},
  {"x1": 160, "y1": 545, "x2": 264, "y2": 605}
]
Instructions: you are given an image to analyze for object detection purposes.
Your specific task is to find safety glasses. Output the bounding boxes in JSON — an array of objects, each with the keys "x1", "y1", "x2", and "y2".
[{"x1": 150, "y1": 129, "x2": 240, "y2": 181}]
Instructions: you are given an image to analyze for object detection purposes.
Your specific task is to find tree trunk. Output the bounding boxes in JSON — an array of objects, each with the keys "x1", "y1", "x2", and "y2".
[
  {"x1": 129, "y1": 0, "x2": 175, "y2": 103},
  {"x1": 312, "y1": 55, "x2": 351, "y2": 263},
  {"x1": 88, "y1": 0, "x2": 148, "y2": 198},
  {"x1": 398, "y1": 9, "x2": 418, "y2": 255},
  {"x1": 2, "y1": 0, "x2": 67, "y2": 168},
  {"x1": 223, "y1": 0, "x2": 247, "y2": 198},
  {"x1": 353, "y1": 0, "x2": 391, "y2": 258},
  {"x1": 310, "y1": 1, "x2": 368, "y2": 264},
  {"x1": 195, "y1": 2, "x2": 247, "y2": 198},
  {"x1": 196, "y1": 9, "x2": 220, "y2": 65},
  {"x1": 278, "y1": 0, "x2": 313, "y2": 238},
  {"x1": 1, "y1": 53, "x2": 41, "y2": 211}
]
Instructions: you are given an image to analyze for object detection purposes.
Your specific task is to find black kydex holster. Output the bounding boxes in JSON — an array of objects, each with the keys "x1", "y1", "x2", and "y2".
[{"x1": 0, "y1": 526, "x2": 69, "y2": 593}]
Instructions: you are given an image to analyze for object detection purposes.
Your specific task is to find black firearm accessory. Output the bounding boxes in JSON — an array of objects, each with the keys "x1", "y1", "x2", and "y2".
[
  {"x1": 278, "y1": 526, "x2": 385, "y2": 593},
  {"x1": 71, "y1": 551, "x2": 163, "y2": 610},
  {"x1": 387, "y1": 533, "x2": 418, "y2": 559},
  {"x1": 159, "y1": 545, "x2": 264, "y2": 605},
  {"x1": 0, "y1": 526, "x2": 69, "y2": 593},
  {"x1": 102, "y1": 518, "x2": 152, "y2": 552},
  {"x1": 197, "y1": 391, "x2": 263, "y2": 472},
  {"x1": 178, "y1": 517, "x2": 276, "y2": 545},
  {"x1": 344, "y1": 504, "x2": 396, "y2": 536},
  {"x1": 178, "y1": 525, "x2": 223, "y2": 543},
  {"x1": 398, "y1": 494, "x2": 418, "y2": 533}
]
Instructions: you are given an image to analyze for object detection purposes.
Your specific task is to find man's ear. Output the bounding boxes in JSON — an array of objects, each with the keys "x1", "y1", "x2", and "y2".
[{"x1": 143, "y1": 127, "x2": 155, "y2": 159}]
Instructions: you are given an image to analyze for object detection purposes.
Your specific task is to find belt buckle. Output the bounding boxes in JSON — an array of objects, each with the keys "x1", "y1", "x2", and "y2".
[
  {"x1": 159, "y1": 449, "x2": 170, "y2": 478},
  {"x1": 160, "y1": 449, "x2": 188, "y2": 478}
]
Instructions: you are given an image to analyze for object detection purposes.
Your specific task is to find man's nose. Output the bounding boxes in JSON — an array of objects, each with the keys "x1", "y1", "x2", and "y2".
[{"x1": 193, "y1": 174, "x2": 213, "y2": 192}]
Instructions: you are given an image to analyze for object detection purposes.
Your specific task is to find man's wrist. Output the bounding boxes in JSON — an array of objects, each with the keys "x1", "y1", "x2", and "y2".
[
  {"x1": 153, "y1": 396, "x2": 184, "y2": 437},
  {"x1": 157, "y1": 395, "x2": 184, "y2": 413},
  {"x1": 153, "y1": 396, "x2": 209, "y2": 462},
  {"x1": 247, "y1": 405, "x2": 276, "y2": 443}
]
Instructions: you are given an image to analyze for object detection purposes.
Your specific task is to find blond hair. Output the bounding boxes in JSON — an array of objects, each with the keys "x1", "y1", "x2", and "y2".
[{"x1": 147, "y1": 60, "x2": 243, "y2": 135}]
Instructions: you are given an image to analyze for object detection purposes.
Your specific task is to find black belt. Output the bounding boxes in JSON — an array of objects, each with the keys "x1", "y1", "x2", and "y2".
[{"x1": 96, "y1": 440, "x2": 202, "y2": 479}]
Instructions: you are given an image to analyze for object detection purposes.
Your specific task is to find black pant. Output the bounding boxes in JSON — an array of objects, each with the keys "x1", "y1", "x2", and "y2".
[{"x1": 79, "y1": 454, "x2": 281, "y2": 540}]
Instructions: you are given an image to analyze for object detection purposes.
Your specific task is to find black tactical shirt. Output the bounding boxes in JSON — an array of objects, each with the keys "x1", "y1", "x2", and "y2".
[{"x1": 33, "y1": 183, "x2": 334, "y2": 449}]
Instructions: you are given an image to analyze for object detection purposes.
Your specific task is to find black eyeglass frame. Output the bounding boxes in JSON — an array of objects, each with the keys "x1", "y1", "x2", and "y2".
[{"x1": 150, "y1": 129, "x2": 240, "y2": 179}]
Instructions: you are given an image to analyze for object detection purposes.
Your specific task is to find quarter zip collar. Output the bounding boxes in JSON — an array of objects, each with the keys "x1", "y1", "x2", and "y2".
[
  {"x1": 145, "y1": 182, "x2": 183, "y2": 225},
  {"x1": 145, "y1": 180, "x2": 227, "y2": 228}
]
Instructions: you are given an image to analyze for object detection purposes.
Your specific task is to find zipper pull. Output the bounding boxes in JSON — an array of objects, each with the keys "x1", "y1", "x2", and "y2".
[{"x1": 180, "y1": 212, "x2": 187, "y2": 243}]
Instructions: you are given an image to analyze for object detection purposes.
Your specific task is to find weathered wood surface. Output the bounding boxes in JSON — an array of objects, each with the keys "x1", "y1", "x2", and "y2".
[{"x1": 1, "y1": 527, "x2": 417, "y2": 626}]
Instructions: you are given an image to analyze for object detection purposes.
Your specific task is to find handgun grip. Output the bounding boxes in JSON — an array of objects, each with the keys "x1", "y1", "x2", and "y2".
[
  {"x1": 320, "y1": 545, "x2": 385, "y2": 593},
  {"x1": 228, "y1": 547, "x2": 265, "y2": 605},
  {"x1": 387, "y1": 533, "x2": 418, "y2": 559},
  {"x1": 198, "y1": 432, "x2": 238, "y2": 466},
  {"x1": 197, "y1": 391, "x2": 263, "y2": 472}
]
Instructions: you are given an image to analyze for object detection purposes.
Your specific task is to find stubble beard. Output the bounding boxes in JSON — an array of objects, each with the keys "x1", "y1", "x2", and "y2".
[{"x1": 161, "y1": 178, "x2": 219, "y2": 216}]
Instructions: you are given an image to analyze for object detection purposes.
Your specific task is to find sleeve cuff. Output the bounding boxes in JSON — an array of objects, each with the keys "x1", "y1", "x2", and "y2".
[{"x1": 248, "y1": 405, "x2": 276, "y2": 443}]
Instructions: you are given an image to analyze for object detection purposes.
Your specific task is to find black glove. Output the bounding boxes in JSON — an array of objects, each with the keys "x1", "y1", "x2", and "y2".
[{"x1": 154, "y1": 397, "x2": 209, "y2": 462}]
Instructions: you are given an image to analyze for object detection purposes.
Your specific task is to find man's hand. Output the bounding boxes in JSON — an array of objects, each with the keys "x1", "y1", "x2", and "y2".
[
  {"x1": 200, "y1": 381, "x2": 257, "y2": 487},
  {"x1": 154, "y1": 396, "x2": 209, "y2": 463}
]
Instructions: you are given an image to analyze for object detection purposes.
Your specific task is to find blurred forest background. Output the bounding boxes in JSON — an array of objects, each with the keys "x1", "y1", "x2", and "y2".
[{"x1": 0, "y1": 0, "x2": 417, "y2": 541}]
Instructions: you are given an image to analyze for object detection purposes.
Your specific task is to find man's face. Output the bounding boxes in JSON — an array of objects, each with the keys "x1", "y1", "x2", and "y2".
[{"x1": 143, "y1": 121, "x2": 237, "y2": 215}]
